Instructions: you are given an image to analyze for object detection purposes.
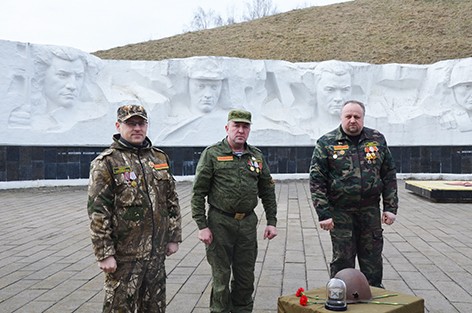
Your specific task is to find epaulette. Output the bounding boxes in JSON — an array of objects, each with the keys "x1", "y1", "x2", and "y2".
[
  {"x1": 151, "y1": 146, "x2": 165, "y2": 154},
  {"x1": 206, "y1": 141, "x2": 222, "y2": 151},
  {"x1": 248, "y1": 144, "x2": 262, "y2": 153},
  {"x1": 95, "y1": 148, "x2": 114, "y2": 161}
]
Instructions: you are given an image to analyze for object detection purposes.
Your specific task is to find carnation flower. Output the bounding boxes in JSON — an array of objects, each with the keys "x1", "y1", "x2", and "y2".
[
  {"x1": 300, "y1": 294, "x2": 308, "y2": 306},
  {"x1": 295, "y1": 287, "x2": 324, "y2": 306}
]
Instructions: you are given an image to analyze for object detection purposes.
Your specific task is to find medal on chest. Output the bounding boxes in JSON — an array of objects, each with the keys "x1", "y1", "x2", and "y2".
[
  {"x1": 364, "y1": 142, "x2": 379, "y2": 164},
  {"x1": 248, "y1": 156, "x2": 262, "y2": 173},
  {"x1": 332, "y1": 144, "x2": 348, "y2": 160}
]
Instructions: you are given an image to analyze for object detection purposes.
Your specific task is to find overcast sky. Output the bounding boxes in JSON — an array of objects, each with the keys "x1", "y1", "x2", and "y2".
[{"x1": 0, "y1": 0, "x2": 351, "y2": 53}]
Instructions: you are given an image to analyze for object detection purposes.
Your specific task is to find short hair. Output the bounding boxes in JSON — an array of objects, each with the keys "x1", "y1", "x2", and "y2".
[
  {"x1": 343, "y1": 100, "x2": 366, "y2": 116},
  {"x1": 35, "y1": 46, "x2": 86, "y2": 69}
]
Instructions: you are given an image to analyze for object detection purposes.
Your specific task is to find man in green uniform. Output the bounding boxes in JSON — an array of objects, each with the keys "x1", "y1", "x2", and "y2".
[
  {"x1": 309, "y1": 100, "x2": 398, "y2": 288},
  {"x1": 88, "y1": 104, "x2": 182, "y2": 313},
  {"x1": 192, "y1": 109, "x2": 278, "y2": 313}
]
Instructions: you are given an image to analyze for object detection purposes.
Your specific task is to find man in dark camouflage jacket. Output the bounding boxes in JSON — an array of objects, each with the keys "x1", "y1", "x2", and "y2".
[
  {"x1": 192, "y1": 109, "x2": 277, "y2": 313},
  {"x1": 309, "y1": 100, "x2": 398, "y2": 288},
  {"x1": 88, "y1": 104, "x2": 182, "y2": 313}
]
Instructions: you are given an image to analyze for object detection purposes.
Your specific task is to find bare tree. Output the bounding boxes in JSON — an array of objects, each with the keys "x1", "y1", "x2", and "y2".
[
  {"x1": 185, "y1": 0, "x2": 279, "y2": 32},
  {"x1": 242, "y1": 0, "x2": 278, "y2": 21},
  {"x1": 188, "y1": 7, "x2": 224, "y2": 31}
]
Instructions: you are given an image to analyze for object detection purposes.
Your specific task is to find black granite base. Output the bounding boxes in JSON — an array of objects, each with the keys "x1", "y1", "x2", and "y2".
[{"x1": 0, "y1": 145, "x2": 471, "y2": 181}]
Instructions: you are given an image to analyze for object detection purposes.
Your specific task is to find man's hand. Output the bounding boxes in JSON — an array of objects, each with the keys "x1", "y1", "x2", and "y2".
[
  {"x1": 98, "y1": 256, "x2": 117, "y2": 273},
  {"x1": 263, "y1": 225, "x2": 277, "y2": 240},
  {"x1": 198, "y1": 227, "x2": 213, "y2": 245},
  {"x1": 166, "y1": 242, "x2": 179, "y2": 256},
  {"x1": 320, "y1": 218, "x2": 334, "y2": 231},
  {"x1": 382, "y1": 211, "x2": 396, "y2": 225}
]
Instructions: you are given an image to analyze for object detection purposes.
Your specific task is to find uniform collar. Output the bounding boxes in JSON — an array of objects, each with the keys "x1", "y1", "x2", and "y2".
[
  {"x1": 112, "y1": 134, "x2": 152, "y2": 150},
  {"x1": 222, "y1": 137, "x2": 248, "y2": 155}
]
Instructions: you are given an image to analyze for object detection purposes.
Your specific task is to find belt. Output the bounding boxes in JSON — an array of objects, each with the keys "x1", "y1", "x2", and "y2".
[{"x1": 210, "y1": 206, "x2": 253, "y2": 221}]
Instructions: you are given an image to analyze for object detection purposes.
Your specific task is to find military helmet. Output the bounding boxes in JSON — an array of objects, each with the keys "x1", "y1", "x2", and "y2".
[{"x1": 334, "y1": 268, "x2": 372, "y2": 303}]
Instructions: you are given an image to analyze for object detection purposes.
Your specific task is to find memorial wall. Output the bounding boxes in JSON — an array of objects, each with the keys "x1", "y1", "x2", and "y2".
[{"x1": 0, "y1": 40, "x2": 471, "y2": 181}]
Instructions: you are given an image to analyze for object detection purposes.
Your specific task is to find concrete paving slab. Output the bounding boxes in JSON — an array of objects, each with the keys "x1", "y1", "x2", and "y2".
[{"x1": 1, "y1": 180, "x2": 472, "y2": 312}]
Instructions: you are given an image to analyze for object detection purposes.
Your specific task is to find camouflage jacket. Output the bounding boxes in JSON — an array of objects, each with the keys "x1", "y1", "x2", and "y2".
[
  {"x1": 87, "y1": 134, "x2": 182, "y2": 262},
  {"x1": 309, "y1": 126, "x2": 398, "y2": 221},
  {"x1": 191, "y1": 138, "x2": 277, "y2": 230}
]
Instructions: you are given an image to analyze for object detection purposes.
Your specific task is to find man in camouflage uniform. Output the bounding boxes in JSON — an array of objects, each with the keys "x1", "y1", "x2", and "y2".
[
  {"x1": 309, "y1": 100, "x2": 398, "y2": 288},
  {"x1": 192, "y1": 109, "x2": 278, "y2": 313},
  {"x1": 88, "y1": 104, "x2": 182, "y2": 313}
]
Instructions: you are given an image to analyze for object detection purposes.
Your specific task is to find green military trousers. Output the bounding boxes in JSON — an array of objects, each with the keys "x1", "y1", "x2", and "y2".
[
  {"x1": 329, "y1": 207, "x2": 384, "y2": 287},
  {"x1": 206, "y1": 208, "x2": 258, "y2": 313},
  {"x1": 102, "y1": 256, "x2": 167, "y2": 313}
]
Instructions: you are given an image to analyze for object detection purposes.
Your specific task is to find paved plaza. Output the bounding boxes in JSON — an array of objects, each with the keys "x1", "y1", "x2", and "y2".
[{"x1": 1, "y1": 179, "x2": 472, "y2": 312}]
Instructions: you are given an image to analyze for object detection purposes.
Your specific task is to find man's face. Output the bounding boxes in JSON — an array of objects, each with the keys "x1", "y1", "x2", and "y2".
[
  {"x1": 116, "y1": 116, "x2": 148, "y2": 145},
  {"x1": 453, "y1": 83, "x2": 472, "y2": 111},
  {"x1": 189, "y1": 78, "x2": 223, "y2": 113},
  {"x1": 43, "y1": 57, "x2": 85, "y2": 108},
  {"x1": 225, "y1": 121, "x2": 251, "y2": 148},
  {"x1": 316, "y1": 72, "x2": 352, "y2": 116},
  {"x1": 341, "y1": 102, "x2": 364, "y2": 136}
]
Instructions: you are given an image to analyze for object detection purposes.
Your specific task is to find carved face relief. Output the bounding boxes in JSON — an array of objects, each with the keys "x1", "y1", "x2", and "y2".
[
  {"x1": 453, "y1": 83, "x2": 472, "y2": 111},
  {"x1": 43, "y1": 57, "x2": 85, "y2": 109},
  {"x1": 316, "y1": 72, "x2": 352, "y2": 116},
  {"x1": 189, "y1": 78, "x2": 223, "y2": 113}
]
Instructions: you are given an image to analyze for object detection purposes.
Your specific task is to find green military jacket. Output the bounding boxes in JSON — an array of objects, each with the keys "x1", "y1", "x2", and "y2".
[
  {"x1": 191, "y1": 138, "x2": 277, "y2": 230},
  {"x1": 309, "y1": 126, "x2": 398, "y2": 221},
  {"x1": 87, "y1": 134, "x2": 182, "y2": 262}
]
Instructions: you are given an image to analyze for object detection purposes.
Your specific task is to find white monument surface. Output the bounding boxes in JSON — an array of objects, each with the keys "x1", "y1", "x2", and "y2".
[{"x1": 1, "y1": 39, "x2": 471, "y2": 147}]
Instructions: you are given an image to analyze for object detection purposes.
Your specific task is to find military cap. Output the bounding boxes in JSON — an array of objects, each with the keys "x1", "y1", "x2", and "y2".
[
  {"x1": 228, "y1": 109, "x2": 252, "y2": 124},
  {"x1": 117, "y1": 105, "x2": 148, "y2": 121},
  {"x1": 449, "y1": 58, "x2": 472, "y2": 87},
  {"x1": 188, "y1": 58, "x2": 224, "y2": 80}
]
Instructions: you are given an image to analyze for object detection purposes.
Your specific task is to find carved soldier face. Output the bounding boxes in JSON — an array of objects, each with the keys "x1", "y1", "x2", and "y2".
[
  {"x1": 43, "y1": 57, "x2": 85, "y2": 109},
  {"x1": 453, "y1": 83, "x2": 472, "y2": 111},
  {"x1": 189, "y1": 78, "x2": 223, "y2": 113},
  {"x1": 316, "y1": 72, "x2": 352, "y2": 116}
]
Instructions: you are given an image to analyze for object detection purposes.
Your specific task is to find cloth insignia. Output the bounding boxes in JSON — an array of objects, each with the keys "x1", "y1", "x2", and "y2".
[
  {"x1": 217, "y1": 156, "x2": 234, "y2": 161},
  {"x1": 113, "y1": 166, "x2": 131, "y2": 174},
  {"x1": 149, "y1": 161, "x2": 169, "y2": 170}
]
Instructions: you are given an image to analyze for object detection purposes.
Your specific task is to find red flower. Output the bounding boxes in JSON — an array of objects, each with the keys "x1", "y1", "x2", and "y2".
[
  {"x1": 300, "y1": 294, "x2": 308, "y2": 306},
  {"x1": 296, "y1": 287, "x2": 305, "y2": 297}
]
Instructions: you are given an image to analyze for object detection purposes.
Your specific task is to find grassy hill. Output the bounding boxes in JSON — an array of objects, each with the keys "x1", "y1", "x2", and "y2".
[{"x1": 93, "y1": 0, "x2": 472, "y2": 64}]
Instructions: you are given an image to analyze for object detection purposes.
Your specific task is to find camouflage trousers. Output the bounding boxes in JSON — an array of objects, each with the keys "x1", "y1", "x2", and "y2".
[
  {"x1": 329, "y1": 207, "x2": 384, "y2": 287},
  {"x1": 206, "y1": 208, "x2": 258, "y2": 313},
  {"x1": 102, "y1": 256, "x2": 167, "y2": 313}
]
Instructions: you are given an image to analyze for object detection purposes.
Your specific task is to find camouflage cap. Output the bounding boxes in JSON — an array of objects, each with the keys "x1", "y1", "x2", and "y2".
[
  {"x1": 117, "y1": 105, "x2": 148, "y2": 121},
  {"x1": 228, "y1": 109, "x2": 252, "y2": 124}
]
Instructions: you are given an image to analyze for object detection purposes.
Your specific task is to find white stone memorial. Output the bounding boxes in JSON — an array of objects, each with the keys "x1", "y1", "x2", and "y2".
[{"x1": 1, "y1": 39, "x2": 471, "y2": 147}]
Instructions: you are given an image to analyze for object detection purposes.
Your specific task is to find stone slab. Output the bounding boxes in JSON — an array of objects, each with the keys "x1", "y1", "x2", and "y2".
[{"x1": 405, "y1": 180, "x2": 472, "y2": 202}]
